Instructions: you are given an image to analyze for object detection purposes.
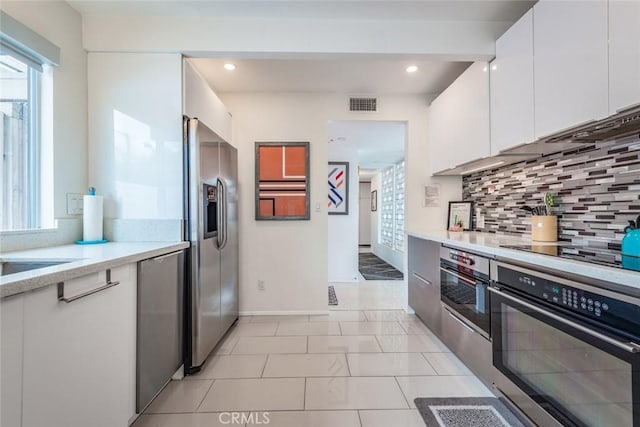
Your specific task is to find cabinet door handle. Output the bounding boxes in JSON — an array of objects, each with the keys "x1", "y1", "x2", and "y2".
[
  {"x1": 412, "y1": 272, "x2": 432, "y2": 287},
  {"x1": 57, "y1": 269, "x2": 120, "y2": 303},
  {"x1": 443, "y1": 306, "x2": 476, "y2": 334}
]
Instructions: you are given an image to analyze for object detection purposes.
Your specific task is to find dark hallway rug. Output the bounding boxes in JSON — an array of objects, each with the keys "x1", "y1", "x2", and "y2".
[
  {"x1": 328, "y1": 285, "x2": 338, "y2": 306},
  {"x1": 358, "y1": 253, "x2": 403, "y2": 280},
  {"x1": 414, "y1": 397, "x2": 528, "y2": 427}
]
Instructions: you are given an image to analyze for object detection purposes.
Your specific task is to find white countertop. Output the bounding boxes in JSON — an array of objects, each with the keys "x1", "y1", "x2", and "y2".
[
  {"x1": 0, "y1": 241, "x2": 189, "y2": 298},
  {"x1": 408, "y1": 230, "x2": 640, "y2": 291}
]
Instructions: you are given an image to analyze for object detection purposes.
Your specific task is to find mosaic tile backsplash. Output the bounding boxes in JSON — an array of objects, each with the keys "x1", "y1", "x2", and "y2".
[{"x1": 462, "y1": 135, "x2": 640, "y2": 249}]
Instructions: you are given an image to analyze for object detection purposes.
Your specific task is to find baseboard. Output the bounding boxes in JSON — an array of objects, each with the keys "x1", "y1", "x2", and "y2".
[{"x1": 239, "y1": 310, "x2": 330, "y2": 316}]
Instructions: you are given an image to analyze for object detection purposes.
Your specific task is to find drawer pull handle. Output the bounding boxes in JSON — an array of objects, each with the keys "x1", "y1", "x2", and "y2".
[
  {"x1": 412, "y1": 272, "x2": 432, "y2": 287},
  {"x1": 57, "y1": 269, "x2": 120, "y2": 303}
]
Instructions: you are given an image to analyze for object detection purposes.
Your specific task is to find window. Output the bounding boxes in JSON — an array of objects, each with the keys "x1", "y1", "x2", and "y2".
[
  {"x1": 380, "y1": 167, "x2": 394, "y2": 247},
  {"x1": 0, "y1": 52, "x2": 41, "y2": 230},
  {"x1": 1, "y1": 11, "x2": 59, "y2": 231},
  {"x1": 379, "y1": 159, "x2": 405, "y2": 252}
]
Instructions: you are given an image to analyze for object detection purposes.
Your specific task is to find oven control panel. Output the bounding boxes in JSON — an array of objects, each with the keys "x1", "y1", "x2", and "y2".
[
  {"x1": 449, "y1": 252, "x2": 475, "y2": 266},
  {"x1": 496, "y1": 265, "x2": 640, "y2": 336}
]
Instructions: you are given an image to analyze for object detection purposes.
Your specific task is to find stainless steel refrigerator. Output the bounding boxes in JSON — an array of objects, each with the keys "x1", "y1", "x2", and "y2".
[{"x1": 183, "y1": 116, "x2": 238, "y2": 374}]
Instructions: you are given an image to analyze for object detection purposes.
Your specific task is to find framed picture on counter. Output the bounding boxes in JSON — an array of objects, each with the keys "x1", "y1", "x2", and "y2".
[{"x1": 447, "y1": 201, "x2": 473, "y2": 231}]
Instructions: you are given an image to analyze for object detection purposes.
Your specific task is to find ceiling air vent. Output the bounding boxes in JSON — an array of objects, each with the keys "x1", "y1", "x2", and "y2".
[{"x1": 350, "y1": 97, "x2": 377, "y2": 112}]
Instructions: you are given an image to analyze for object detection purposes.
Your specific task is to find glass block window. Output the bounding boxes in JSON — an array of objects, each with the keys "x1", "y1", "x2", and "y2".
[
  {"x1": 380, "y1": 166, "x2": 394, "y2": 248},
  {"x1": 379, "y1": 159, "x2": 405, "y2": 251},
  {"x1": 394, "y1": 160, "x2": 405, "y2": 252}
]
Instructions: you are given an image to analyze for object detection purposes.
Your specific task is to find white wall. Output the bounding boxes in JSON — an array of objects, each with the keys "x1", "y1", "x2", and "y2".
[
  {"x1": 88, "y1": 53, "x2": 183, "y2": 222},
  {"x1": 220, "y1": 92, "x2": 460, "y2": 314},
  {"x1": 1, "y1": 1, "x2": 87, "y2": 247},
  {"x1": 359, "y1": 182, "x2": 371, "y2": 246},
  {"x1": 327, "y1": 140, "x2": 360, "y2": 283}
]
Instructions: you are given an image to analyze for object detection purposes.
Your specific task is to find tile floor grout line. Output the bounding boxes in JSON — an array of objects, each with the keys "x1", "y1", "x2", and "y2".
[
  {"x1": 260, "y1": 353, "x2": 270, "y2": 378},
  {"x1": 419, "y1": 351, "x2": 440, "y2": 376},
  {"x1": 372, "y1": 334, "x2": 385, "y2": 352},
  {"x1": 303, "y1": 376, "x2": 307, "y2": 410},
  {"x1": 357, "y1": 409, "x2": 364, "y2": 427},
  {"x1": 393, "y1": 376, "x2": 412, "y2": 409},
  {"x1": 345, "y1": 352, "x2": 352, "y2": 376},
  {"x1": 228, "y1": 336, "x2": 241, "y2": 354},
  {"x1": 194, "y1": 379, "x2": 216, "y2": 413}
]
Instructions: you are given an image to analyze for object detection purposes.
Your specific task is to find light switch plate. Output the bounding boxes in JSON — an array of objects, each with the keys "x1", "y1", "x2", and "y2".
[{"x1": 66, "y1": 193, "x2": 83, "y2": 215}]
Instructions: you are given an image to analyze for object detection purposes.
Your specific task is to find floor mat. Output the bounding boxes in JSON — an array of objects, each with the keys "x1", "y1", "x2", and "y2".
[
  {"x1": 414, "y1": 397, "x2": 528, "y2": 427},
  {"x1": 358, "y1": 253, "x2": 403, "y2": 280},
  {"x1": 328, "y1": 285, "x2": 338, "y2": 306}
]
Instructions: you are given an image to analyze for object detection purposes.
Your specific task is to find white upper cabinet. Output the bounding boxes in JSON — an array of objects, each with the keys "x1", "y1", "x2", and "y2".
[
  {"x1": 429, "y1": 62, "x2": 491, "y2": 173},
  {"x1": 533, "y1": 0, "x2": 609, "y2": 138},
  {"x1": 609, "y1": 0, "x2": 640, "y2": 114},
  {"x1": 490, "y1": 9, "x2": 535, "y2": 155}
]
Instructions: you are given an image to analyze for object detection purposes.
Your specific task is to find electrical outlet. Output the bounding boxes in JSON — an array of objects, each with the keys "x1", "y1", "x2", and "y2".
[
  {"x1": 66, "y1": 193, "x2": 83, "y2": 215},
  {"x1": 257, "y1": 280, "x2": 265, "y2": 291}
]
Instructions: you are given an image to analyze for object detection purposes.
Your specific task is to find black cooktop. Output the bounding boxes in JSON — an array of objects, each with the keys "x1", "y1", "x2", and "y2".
[{"x1": 500, "y1": 244, "x2": 640, "y2": 273}]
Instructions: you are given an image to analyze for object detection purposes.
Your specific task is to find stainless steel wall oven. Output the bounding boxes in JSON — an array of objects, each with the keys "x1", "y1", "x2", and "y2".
[
  {"x1": 490, "y1": 260, "x2": 640, "y2": 427},
  {"x1": 440, "y1": 246, "x2": 492, "y2": 338}
]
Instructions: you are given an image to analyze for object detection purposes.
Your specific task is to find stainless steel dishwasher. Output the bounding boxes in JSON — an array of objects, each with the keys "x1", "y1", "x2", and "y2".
[{"x1": 137, "y1": 250, "x2": 184, "y2": 413}]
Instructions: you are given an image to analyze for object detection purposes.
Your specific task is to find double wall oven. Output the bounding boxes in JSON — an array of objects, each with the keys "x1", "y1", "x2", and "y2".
[
  {"x1": 439, "y1": 246, "x2": 492, "y2": 338},
  {"x1": 490, "y1": 260, "x2": 640, "y2": 427}
]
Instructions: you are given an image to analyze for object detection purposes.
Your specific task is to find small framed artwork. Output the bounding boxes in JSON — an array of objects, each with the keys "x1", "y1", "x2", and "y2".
[
  {"x1": 328, "y1": 162, "x2": 349, "y2": 215},
  {"x1": 255, "y1": 141, "x2": 310, "y2": 220},
  {"x1": 447, "y1": 201, "x2": 474, "y2": 231},
  {"x1": 371, "y1": 190, "x2": 377, "y2": 212}
]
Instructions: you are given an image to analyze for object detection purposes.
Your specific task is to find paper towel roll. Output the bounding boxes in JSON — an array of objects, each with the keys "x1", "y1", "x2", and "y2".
[{"x1": 83, "y1": 195, "x2": 103, "y2": 241}]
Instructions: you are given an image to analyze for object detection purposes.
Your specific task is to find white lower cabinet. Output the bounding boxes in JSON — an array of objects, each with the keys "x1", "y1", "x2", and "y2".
[
  {"x1": 21, "y1": 264, "x2": 137, "y2": 427},
  {"x1": 1, "y1": 293, "x2": 25, "y2": 427}
]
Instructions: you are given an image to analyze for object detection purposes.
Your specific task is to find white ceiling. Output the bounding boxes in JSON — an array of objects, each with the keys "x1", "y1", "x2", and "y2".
[
  {"x1": 190, "y1": 57, "x2": 471, "y2": 95},
  {"x1": 328, "y1": 120, "x2": 405, "y2": 174}
]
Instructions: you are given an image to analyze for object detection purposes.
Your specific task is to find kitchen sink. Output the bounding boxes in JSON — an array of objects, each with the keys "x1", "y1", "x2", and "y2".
[{"x1": 0, "y1": 260, "x2": 75, "y2": 276}]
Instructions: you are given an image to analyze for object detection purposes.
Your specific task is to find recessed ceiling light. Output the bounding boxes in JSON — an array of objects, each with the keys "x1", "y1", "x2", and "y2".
[
  {"x1": 224, "y1": 63, "x2": 236, "y2": 71},
  {"x1": 406, "y1": 65, "x2": 418, "y2": 73}
]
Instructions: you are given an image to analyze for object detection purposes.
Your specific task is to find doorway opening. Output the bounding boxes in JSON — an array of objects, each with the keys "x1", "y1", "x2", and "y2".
[{"x1": 327, "y1": 120, "x2": 407, "y2": 310}]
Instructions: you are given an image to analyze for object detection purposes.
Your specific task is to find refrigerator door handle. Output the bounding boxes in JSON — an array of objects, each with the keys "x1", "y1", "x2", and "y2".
[{"x1": 217, "y1": 178, "x2": 228, "y2": 250}]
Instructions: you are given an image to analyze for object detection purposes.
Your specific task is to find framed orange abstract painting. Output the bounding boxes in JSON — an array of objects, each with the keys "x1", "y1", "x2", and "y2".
[{"x1": 255, "y1": 142, "x2": 310, "y2": 220}]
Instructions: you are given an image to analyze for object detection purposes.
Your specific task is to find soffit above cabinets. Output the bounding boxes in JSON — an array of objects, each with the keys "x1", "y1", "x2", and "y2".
[{"x1": 68, "y1": 1, "x2": 535, "y2": 22}]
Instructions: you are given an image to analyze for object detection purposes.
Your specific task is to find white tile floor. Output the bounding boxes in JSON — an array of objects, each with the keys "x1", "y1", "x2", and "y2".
[
  {"x1": 135, "y1": 315, "x2": 493, "y2": 426},
  {"x1": 134, "y1": 277, "x2": 494, "y2": 427}
]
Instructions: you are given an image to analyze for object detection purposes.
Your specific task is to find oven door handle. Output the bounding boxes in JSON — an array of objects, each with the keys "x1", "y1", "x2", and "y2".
[
  {"x1": 488, "y1": 286, "x2": 640, "y2": 354},
  {"x1": 439, "y1": 267, "x2": 477, "y2": 286}
]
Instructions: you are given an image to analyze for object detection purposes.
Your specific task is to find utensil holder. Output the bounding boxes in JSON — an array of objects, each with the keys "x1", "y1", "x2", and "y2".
[{"x1": 531, "y1": 215, "x2": 557, "y2": 242}]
